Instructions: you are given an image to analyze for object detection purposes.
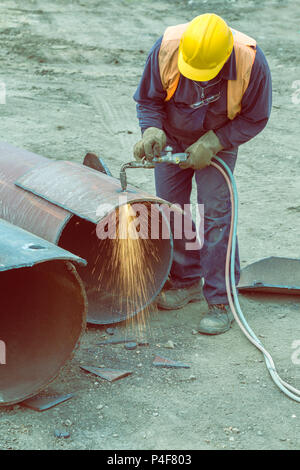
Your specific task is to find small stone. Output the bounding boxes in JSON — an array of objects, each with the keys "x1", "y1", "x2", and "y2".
[
  {"x1": 192, "y1": 329, "x2": 198, "y2": 335},
  {"x1": 229, "y1": 436, "x2": 235, "y2": 441},
  {"x1": 106, "y1": 328, "x2": 115, "y2": 335},
  {"x1": 153, "y1": 412, "x2": 159, "y2": 417},
  {"x1": 257, "y1": 431, "x2": 263, "y2": 436},
  {"x1": 113, "y1": 434, "x2": 119, "y2": 438},
  {"x1": 96, "y1": 405, "x2": 104, "y2": 410},
  {"x1": 189, "y1": 375, "x2": 196, "y2": 381},
  {"x1": 64, "y1": 420, "x2": 72, "y2": 427},
  {"x1": 164, "y1": 340, "x2": 175, "y2": 349}
]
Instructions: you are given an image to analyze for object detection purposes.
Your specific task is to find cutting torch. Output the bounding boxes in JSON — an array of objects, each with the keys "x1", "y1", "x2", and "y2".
[{"x1": 119, "y1": 146, "x2": 188, "y2": 191}]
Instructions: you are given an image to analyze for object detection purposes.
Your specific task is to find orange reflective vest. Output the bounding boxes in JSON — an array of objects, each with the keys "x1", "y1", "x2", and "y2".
[{"x1": 158, "y1": 23, "x2": 257, "y2": 120}]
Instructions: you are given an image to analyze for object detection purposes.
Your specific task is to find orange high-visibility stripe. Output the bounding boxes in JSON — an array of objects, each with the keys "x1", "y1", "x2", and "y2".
[
  {"x1": 158, "y1": 23, "x2": 256, "y2": 120},
  {"x1": 227, "y1": 28, "x2": 256, "y2": 119},
  {"x1": 158, "y1": 23, "x2": 188, "y2": 101}
]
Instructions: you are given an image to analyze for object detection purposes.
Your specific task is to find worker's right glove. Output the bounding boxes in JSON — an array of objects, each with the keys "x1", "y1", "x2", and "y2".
[{"x1": 133, "y1": 127, "x2": 166, "y2": 161}]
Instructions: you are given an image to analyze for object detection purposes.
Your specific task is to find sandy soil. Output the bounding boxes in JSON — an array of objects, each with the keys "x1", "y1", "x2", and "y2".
[{"x1": 0, "y1": 0, "x2": 299, "y2": 451}]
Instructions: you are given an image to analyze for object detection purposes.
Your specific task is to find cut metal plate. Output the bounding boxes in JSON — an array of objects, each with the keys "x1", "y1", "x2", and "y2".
[
  {"x1": 238, "y1": 257, "x2": 300, "y2": 295},
  {"x1": 0, "y1": 218, "x2": 86, "y2": 272},
  {"x1": 80, "y1": 366, "x2": 132, "y2": 382},
  {"x1": 83, "y1": 152, "x2": 112, "y2": 176},
  {"x1": 21, "y1": 393, "x2": 73, "y2": 411},
  {"x1": 152, "y1": 355, "x2": 190, "y2": 369},
  {"x1": 15, "y1": 160, "x2": 169, "y2": 224}
]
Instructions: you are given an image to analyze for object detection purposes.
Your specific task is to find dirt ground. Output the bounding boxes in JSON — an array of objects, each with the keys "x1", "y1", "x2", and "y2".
[{"x1": 0, "y1": 0, "x2": 300, "y2": 451}]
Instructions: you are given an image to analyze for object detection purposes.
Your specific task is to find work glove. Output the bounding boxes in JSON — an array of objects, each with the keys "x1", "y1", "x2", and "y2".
[
  {"x1": 180, "y1": 130, "x2": 223, "y2": 170},
  {"x1": 133, "y1": 127, "x2": 166, "y2": 161}
]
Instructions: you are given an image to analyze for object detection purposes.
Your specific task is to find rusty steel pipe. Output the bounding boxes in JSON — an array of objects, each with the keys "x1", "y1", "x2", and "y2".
[
  {"x1": 0, "y1": 142, "x2": 173, "y2": 324},
  {"x1": 0, "y1": 219, "x2": 87, "y2": 406}
]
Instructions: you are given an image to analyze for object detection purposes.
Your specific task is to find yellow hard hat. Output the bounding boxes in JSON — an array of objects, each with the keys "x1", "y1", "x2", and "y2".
[{"x1": 178, "y1": 13, "x2": 234, "y2": 81}]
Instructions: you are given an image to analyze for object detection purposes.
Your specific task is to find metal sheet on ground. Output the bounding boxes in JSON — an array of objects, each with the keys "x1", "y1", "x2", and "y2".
[{"x1": 238, "y1": 256, "x2": 300, "y2": 295}]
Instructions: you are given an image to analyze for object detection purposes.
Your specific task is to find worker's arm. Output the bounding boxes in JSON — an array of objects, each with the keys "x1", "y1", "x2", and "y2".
[
  {"x1": 133, "y1": 37, "x2": 167, "y2": 134},
  {"x1": 214, "y1": 46, "x2": 272, "y2": 149}
]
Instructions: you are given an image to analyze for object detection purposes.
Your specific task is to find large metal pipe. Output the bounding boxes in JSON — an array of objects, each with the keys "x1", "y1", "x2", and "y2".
[
  {"x1": 0, "y1": 142, "x2": 173, "y2": 324},
  {"x1": 0, "y1": 219, "x2": 87, "y2": 406}
]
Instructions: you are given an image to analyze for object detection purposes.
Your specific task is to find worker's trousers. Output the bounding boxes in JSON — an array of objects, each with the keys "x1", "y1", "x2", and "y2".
[{"x1": 155, "y1": 148, "x2": 240, "y2": 305}]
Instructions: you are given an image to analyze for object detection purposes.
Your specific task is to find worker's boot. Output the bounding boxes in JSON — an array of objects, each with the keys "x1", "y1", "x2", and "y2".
[
  {"x1": 198, "y1": 304, "x2": 234, "y2": 335},
  {"x1": 156, "y1": 280, "x2": 203, "y2": 310}
]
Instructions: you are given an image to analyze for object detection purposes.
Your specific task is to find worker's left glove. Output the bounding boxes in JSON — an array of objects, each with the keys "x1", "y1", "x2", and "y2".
[{"x1": 180, "y1": 130, "x2": 223, "y2": 170}]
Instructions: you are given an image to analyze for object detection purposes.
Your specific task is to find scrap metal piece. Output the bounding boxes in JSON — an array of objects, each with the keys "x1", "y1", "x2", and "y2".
[
  {"x1": 0, "y1": 218, "x2": 86, "y2": 271},
  {"x1": 80, "y1": 366, "x2": 132, "y2": 382},
  {"x1": 21, "y1": 393, "x2": 73, "y2": 411},
  {"x1": 238, "y1": 257, "x2": 300, "y2": 295},
  {"x1": 97, "y1": 338, "x2": 136, "y2": 346},
  {"x1": 83, "y1": 152, "x2": 112, "y2": 177},
  {"x1": 152, "y1": 355, "x2": 190, "y2": 369}
]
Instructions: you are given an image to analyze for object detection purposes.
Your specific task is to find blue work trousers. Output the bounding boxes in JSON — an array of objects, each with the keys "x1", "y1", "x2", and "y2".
[{"x1": 155, "y1": 148, "x2": 240, "y2": 305}]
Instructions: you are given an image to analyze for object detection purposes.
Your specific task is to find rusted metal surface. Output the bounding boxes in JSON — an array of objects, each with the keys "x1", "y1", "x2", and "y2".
[
  {"x1": 21, "y1": 393, "x2": 73, "y2": 411},
  {"x1": 0, "y1": 219, "x2": 87, "y2": 406},
  {"x1": 83, "y1": 152, "x2": 112, "y2": 176},
  {"x1": 0, "y1": 142, "x2": 173, "y2": 325},
  {"x1": 0, "y1": 142, "x2": 71, "y2": 243},
  {"x1": 16, "y1": 159, "x2": 170, "y2": 224},
  {"x1": 238, "y1": 257, "x2": 300, "y2": 295},
  {"x1": 80, "y1": 366, "x2": 132, "y2": 382}
]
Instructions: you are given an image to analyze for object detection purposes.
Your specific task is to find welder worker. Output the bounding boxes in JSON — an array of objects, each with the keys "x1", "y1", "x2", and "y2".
[{"x1": 133, "y1": 13, "x2": 272, "y2": 335}]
